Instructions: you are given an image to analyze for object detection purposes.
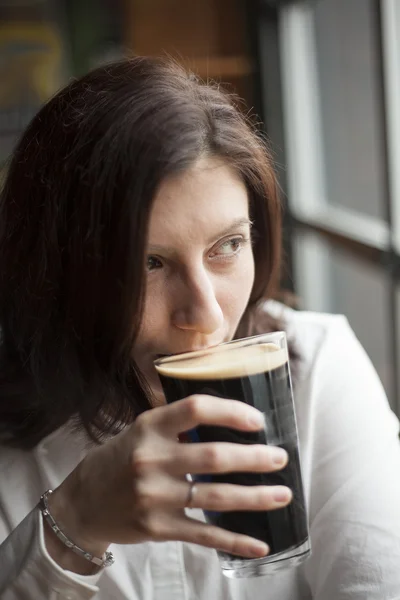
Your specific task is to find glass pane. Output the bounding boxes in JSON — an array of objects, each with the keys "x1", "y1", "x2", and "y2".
[
  {"x1": 381, "y1": 0, "x2": 400, "y2": 254},
  {"x1": 0, "y1": 1, "x2": 71, "y2": 163},
  {"x1": 0, "y1": 0, "x2": 125, "y2": 165},
  {"x1": 313, "y1": 0, "x2": 386, "y2": 220},
  {"x1": 293, "y1": 231, "x2": 395, "y2": 408},
  {"x1": 395, "y1": 286, "x2": 400, "y2": 417}
]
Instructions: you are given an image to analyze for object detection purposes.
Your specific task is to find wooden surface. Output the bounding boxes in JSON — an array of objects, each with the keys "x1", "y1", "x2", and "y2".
[{"x1": 123, "y1": 0, "x2": 254, "y2": 102}]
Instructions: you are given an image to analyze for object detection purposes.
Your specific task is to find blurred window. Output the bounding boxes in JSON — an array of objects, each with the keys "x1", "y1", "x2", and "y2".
[
  {"x1": 314, "y1": 0, "x2": 386, "y2": 220},
  {"x1": 0, "y1": 0, "x2": 71, "y2": 164},
  {"x1": 256, "y1": 0, "x2": 400, "y2": 416},
  {"x1": 293, "y1": 230, "x2": 395, "y2": 411}
]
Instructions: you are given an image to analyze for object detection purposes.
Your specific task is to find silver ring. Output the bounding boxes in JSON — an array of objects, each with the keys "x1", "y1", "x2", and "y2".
[{"x1": 185, "y1": 480, "x2": 197, "y2": 509}]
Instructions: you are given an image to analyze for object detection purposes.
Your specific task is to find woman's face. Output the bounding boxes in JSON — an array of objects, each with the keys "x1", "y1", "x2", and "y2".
[{"x1": 133, "y1": 157, "x2": 255, "y2": 401}]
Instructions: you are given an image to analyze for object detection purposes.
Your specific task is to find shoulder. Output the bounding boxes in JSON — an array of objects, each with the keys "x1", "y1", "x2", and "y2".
[
  {"x1": 262, "y1": 302, "x2": 398, "y2": 443},
  {"x1": 260, "y1": 300, "x2": 360, "y2": 382},
  {"x1": 264, "y1": 298, "x2": 351, "y2": 338}
]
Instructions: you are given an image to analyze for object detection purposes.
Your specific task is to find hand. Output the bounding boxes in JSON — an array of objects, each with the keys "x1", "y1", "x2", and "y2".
[{"x1": 48, "y1": 395, "x2": 292, "y2": 570}]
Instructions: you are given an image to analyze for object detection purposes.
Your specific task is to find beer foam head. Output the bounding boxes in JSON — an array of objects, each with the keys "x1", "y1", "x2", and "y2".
[{"x1": 154, "y1": 342, "x2": 287, "y2": 380}]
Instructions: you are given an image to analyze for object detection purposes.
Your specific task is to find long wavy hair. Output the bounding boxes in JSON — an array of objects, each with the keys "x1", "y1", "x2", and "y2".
[{"x1": 0, "y1": 57, "x2": 283, "y2": 449}]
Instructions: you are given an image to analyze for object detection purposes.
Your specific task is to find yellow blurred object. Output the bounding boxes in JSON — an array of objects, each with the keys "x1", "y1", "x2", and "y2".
[{"x1": 0, "y1": 21, "x2": 63, "y2": 107}]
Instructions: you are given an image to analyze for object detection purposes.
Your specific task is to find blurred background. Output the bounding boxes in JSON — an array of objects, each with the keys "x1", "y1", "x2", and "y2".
[{"x1": 0, "y1": 0, "x2": 399, "y2": 417}]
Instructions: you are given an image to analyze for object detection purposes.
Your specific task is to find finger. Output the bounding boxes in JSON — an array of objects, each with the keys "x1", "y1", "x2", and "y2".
[
  {"x1": 151, "y1": 395, "x2": 265, "y2": 437},
  {"x1": 182, "y1": 482, "x2": 293, "y2": 511},
  {"x1": 167, "y1": 442, "x2": 288, "y2": 475},
  {"x1": 132, "y1": 476, "x2": 292, "y2": 513},
  {"x1": 158, "y1": 513, "x2": 270, "y2": 559}
]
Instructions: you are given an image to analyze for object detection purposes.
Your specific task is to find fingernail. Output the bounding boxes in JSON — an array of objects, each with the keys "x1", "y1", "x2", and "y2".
[
  {"x1": 248, "y1": 411, "x2": 265, "y2": 428},
  {"x1": 249, "y1": 542, "x2": 269, "y2": 557},
  {"x1": 270, "y1": 447, "x2": 288, "y2": 466},
  {"x1": 273, "y1": 487, "x2": 292, "y2": 503}
]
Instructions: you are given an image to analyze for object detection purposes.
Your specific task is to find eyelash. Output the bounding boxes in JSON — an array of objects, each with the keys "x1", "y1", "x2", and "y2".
[
  {"x1": 146, "y1": 236, "x2": 250, "y2": 272},
  {"x1": 209, "y1": 237, "x2": 248, "y2": 259}
]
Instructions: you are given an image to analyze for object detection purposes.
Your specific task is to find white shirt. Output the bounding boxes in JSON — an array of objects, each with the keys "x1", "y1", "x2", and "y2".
[{"x1": 1, "y1": 305, "x2": 400, "y2": 599}]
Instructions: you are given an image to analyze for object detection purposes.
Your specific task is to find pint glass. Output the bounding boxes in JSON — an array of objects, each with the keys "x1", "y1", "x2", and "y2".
[{"x1": 154, "y1": 332, "x2": 311, "y2": 578}]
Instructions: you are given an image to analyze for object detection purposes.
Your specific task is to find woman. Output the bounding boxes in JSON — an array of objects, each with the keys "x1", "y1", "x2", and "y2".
[{"x1": 0, "y1": 57, "x2": 399, "y2": 600}]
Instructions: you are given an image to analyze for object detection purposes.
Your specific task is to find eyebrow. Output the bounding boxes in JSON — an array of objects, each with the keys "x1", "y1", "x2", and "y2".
[
  {"x1": 147, "y1": 217, "x2": 253, "y2": 255},
  {"x1": 207, "y1": 217, "x2": 253, "y2": 243}
]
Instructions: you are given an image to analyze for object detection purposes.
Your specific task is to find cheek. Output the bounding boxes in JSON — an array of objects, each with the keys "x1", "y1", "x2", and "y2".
[
  {"x1": 240, "y1": 248, "x2": 256, "y2": 290},
  {"x1": 134, "y1": 287, "x2": 166, "y2": 349},
  {"x1": 223, "y1": 254, "x2": 255, "y2": 315}
]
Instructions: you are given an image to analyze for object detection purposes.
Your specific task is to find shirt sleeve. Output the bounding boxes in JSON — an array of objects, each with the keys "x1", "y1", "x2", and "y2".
[
  {"x1": 302, "y1": 316, "x2": 400, "y2": 599},
  {"x1": 0, "y1": 507, "x2": 103, "y2": 599}
]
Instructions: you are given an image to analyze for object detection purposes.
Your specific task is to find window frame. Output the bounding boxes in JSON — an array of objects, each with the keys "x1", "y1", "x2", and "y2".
[{"x1": 252, "y1": 0, "x2": 400, "y2": 416}]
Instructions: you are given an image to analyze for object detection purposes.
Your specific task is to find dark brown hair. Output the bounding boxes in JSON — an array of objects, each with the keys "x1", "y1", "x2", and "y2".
[{"x1": 0, "y1": 56, "x2": 282, "y2": 449}]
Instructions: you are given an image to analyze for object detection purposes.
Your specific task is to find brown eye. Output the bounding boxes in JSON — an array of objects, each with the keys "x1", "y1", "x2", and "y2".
[
  {"x1": 147, "y1": 256, "x2": 163, "y2": 271},
  {"x1": 213, "y1": 237, "x2": 244, "y2": 257}
]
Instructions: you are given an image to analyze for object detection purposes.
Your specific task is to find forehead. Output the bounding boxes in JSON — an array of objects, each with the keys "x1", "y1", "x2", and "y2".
[{"x1": 148, "y1": 158, "x2": 249, "y2": 242}]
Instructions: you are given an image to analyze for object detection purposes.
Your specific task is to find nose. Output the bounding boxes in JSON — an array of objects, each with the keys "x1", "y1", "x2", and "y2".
[{"x1": 172, "y1": 267, "x2": 224, "y2": 335}]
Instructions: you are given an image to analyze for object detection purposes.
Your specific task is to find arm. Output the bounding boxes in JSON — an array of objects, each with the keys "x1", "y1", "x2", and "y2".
[
  {"x1": 303, "y1": 316, "x2": 400, "y2": 599},
  {"x1": 0, "y1": 396, "x2": 291, "y2": 598},
  {"x1": 0, "y1": 509, "x2": 101, "y2": 599}
]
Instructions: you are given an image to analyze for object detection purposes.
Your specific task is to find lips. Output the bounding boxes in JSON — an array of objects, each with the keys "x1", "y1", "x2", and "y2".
[{"x1": 155, "y1": 342, "x2": 224, "y2": 359}]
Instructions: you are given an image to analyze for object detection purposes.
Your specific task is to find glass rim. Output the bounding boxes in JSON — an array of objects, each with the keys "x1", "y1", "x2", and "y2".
[{"x1": 153, "y1": 331, "x2": 286, "y2": 368}]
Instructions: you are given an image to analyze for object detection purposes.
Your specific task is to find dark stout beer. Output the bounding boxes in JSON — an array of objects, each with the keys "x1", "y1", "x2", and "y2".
[{"x1": 156, "y1": 343, "x2": 308, "y2": 560}]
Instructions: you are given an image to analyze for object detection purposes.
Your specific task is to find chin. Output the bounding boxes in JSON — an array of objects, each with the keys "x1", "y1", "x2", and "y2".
[
  {"x1": 148, "y1": 382, "x2": 166, "y2": 407},
  {"x1": 143, "y1": 370, "x2": 166, "y2": 405}
]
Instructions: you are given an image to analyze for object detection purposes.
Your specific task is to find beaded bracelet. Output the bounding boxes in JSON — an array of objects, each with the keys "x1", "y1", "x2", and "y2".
[{"x1": 39, "y1": 489, "x2": 115, "y2": 568}]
